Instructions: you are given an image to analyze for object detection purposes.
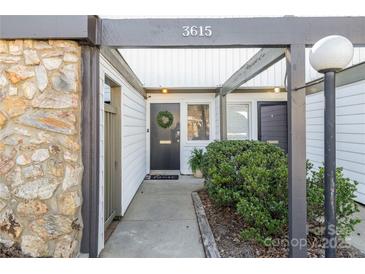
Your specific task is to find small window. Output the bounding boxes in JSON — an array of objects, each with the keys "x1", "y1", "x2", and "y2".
[
  {"x1": 227, "y1": 103, "x2": 250, "y2": 140},
  {"x1": 187, "y1": 104, "x2": 210, "y2": 141},
  {"x1": 104, "y1": 83, "x2": 111, "y2": 104}
]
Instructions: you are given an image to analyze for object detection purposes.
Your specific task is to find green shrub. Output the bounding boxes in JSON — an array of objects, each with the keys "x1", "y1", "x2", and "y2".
[
  {"x1": 307, "y1": 162, "x2": 361, "y2": 239},
  {"x1": 188, "y1": 148, "x2": 204, "y2": 173},
  {"x1": 202, "y1": 140, "x2": 361, "y2": 245},
  {"x1": 202, "y1": 140, "x2": 288, "y2": 243}
]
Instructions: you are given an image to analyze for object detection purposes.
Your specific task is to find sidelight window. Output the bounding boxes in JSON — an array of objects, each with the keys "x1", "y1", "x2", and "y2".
[
  {"x1": 227, "y1": 103, "x2": 250, "y2": 140},
  {"x1": 187, "y1": 104, "x2": 210, "y2": 141}
]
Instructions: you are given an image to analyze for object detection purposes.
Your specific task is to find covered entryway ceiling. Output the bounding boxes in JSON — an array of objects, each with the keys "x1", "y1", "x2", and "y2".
[{"x1": 119, "y1": 48, "x2": 286, "y2": 89}]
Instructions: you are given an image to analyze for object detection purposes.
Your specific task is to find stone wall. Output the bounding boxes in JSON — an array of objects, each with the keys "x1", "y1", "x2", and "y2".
[{"x1": 0, "y1": 40, "x2": 83, "y2": 257}]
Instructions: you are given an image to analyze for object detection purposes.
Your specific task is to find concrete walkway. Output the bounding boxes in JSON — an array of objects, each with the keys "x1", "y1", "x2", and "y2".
[{"x1": 100, "y1": 176, "x2": 205, "y2": 258}]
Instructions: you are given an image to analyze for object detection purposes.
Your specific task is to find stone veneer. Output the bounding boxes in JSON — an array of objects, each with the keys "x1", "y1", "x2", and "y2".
[{"x1": 0, "y1": 40, "x2": 83, "y2": 257}]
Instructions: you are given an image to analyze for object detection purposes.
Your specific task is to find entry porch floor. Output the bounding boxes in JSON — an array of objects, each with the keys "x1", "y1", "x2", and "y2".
[{"x1": 100, "y1": 175, "x2": 205, "y2": 258}]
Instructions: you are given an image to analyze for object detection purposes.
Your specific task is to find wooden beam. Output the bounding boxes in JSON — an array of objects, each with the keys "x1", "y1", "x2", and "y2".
[
  {"x1": 101, "y1": 17, "x2": 365, "y2": 48},
  {"x1": 220, "y1": 48, "x2": 285, "y2": 96}
]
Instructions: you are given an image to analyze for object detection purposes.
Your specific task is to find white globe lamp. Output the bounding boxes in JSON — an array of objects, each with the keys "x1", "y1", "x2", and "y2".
[
  {"x1": 309, "y1": 35, "x2": 354, "y2": 72},
  {"x1": 309, "y1": 35, "x2": 353, "y2": 258}
]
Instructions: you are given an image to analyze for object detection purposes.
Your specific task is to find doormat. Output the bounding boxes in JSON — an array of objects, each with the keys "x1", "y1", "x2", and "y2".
[{"x1": 145, "y1": 175, "x2": 179, "y2": 180}]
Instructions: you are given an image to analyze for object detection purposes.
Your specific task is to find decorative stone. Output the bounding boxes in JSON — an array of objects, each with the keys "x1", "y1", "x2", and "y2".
[
  {"x1": 63, "y1": 53, "x2": 78, "y2": 63},
  {"x1": 23, "y1": 40, "x2": 34, "y2": 49},
  {"x1": 0, "y1": 74, "x2": 8, "y2": 87},
  {"x1": 0, "y1": 96, "x2": 29, "y2": 117},
  {"x1": 64, "y1": 150, "x2": 78, "y2": 162},
  {"x1": 0, "y1": 183, "x2": 10, "y2": 200},
  {"x1": 62, "y1": 165, "x2": 83, "y2": 191},
  {"x1": 49, "y1": 40, "x2": 78, "y2": 51},
  {"x1": 0, "y1": 55, "x2": 21, "y2": 64},
  {"x1": 12, "y1": 178, "x2": 58, "y2": 200},
  {"x1": 48, "y1": 144, "x2": 61, "y2": 155},
  {"x1": 54, "y1": 235, "x2": 78, "y2": 258},
  {"x1": 47, "y1": 159, "x2": 64, "y2": 177},
  {"x1": 0, "y1": 149, "x2": 16, "y2": 175},
  {"x1": 0, "y1": 200, "x2": 6, "y2": 212},
  {"x1": 6, "y1": 167, "x2": 23, "y2": 188},
  {"x1": 9, "y1": 40, "x2": 23, "y2": 56},
  {"x1": 30, "y1": 215, "x2": 73, "y2": 240},
  {"x1": 8, "y1": 86, "x2": 17, "y2": 96},
  {"x1": 42, "y1": 57, "x2": 62, "y2": 70},
  {"x1": 18, "y1": 110, "x2": 76, "y2": 135},
  {"x1": 21, "y1": 235, "x2": 48, "y2": 257},
  {"x1": 22, "y1": 80, "x2": 38, "y2": 99},
  {"x1": 29, "y1": 131, "x2": 51, "y2": 145},
  {"x1": 31, "y1": 149, "x2": 50, "y2": 162},
  {"x1": 17, "y1": 200, "x2": 48, "y2": 216},
  {"x1": 51, "y1": 71, "x2": 76, "y2": 93},
  {"x1": 40, "y1": 49, "x2": 63, "y2": 58},
  {"x1": 21, "y1": 164, "x2": 43, "y2": 180},
  {"x1": 58, "y1": 136, "x2": 80, "y2": 151},
  {"x1": 0, "y1": 209, "x2": 22, "y2": 239},
  {"x1": 0, "y1": 238, "x2": 15, "y2": 248},
  {"x1": 21, "y1": 235, "x2": 47, "y2": 257},
  {"x1": 32, "y1": 90, "x2": 78, "y2": 109},
  {"x1": 0, "y1": 41, "x2": 8, "y2": 53},
  {"x1": 5, "y1": 65, "x2": 35, "y2": 84},
  {"x1": 0, "y1": 112, "x2": 7, "y2": 129},
  {"x1": 24, "y1": 50, "x2": 40, "y2": 65},
  {"x1": 34, "y1": 41, "x2": 52, "y2": 50},
  {"x1": 16, "y1": 154, "x2": 32, "y2": 166},
  {"x1": 58, "y1": 191, "x2": 81, "y2": 215},
  {"x1": 34, "y1": 65, "x2": 48, "y2": 91}
]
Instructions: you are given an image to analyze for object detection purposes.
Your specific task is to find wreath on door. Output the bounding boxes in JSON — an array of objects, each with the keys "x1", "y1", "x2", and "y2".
[{"x1": 157, "y1": 111, "x2": 174, "y2": 128}]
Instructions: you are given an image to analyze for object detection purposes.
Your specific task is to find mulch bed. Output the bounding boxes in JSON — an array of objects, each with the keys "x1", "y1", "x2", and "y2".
[
  {"x1": 198, "y1": 189, "x2": 364, "y2": 258},
  {"x1": 0, "y1": 243, "x2": 29, "y2": 258}
]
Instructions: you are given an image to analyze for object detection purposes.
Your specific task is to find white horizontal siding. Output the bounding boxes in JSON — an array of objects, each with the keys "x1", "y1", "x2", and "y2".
[
  {"x1": 100, "y1": 54, "x2": 147, "y2": 218},
  {"x1": 306, "y1": 80, "x2": 365, "y2": 204},
  {"x1": 121, "y1": 84, "x2": 147, "y2": 213}
]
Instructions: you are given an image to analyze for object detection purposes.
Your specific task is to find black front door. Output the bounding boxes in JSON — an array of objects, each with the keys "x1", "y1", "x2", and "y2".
[
  {"x1": 258, "y1": 101, "x2": 288, "y2": 153},
  {"x1": 150, "y1": 103, "x2": 180, "y2": 170}
]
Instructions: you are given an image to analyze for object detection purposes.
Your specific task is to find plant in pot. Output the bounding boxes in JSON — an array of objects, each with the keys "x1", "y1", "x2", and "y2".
[{"x1": 189, "y1": 148, "x2": 204, "y2": 178}]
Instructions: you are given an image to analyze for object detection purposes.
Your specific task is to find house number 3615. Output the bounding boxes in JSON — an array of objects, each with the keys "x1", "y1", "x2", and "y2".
[{"x1": 182, "y1": 26, "x2": 213, "y2": 37}]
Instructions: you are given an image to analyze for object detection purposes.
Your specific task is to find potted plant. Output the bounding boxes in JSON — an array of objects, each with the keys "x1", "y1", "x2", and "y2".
[{"x1": 188, "y1": 148, "x2": 204, "y2": 178}]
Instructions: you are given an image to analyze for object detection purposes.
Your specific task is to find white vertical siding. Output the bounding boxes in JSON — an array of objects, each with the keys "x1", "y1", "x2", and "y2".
[
  {"x1": 120, "y1": 47, "x2": 365, "y2": 88},
  {"x1": 306, "y1": 80, "x2": 365, "y2": 204},
  {"x1": 120, "y1": 48, "x2": 286, "y2": 88}
]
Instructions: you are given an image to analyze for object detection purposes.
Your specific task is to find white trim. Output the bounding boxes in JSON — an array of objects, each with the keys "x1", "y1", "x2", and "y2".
[
  {"x1": 227, "y1": 92, "x2": 287, "y2": 140},
  {"x1": 146, "y1": 93, "x2": 216, "y2": 174}
]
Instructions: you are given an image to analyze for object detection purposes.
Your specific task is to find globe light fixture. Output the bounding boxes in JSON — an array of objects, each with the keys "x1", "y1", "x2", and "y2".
[
  {"x1": 274, "y1": 87, "x2": 281, "y2": 93},
  {"x1": 161, "y1": 88, "x2": 168, "y2": 94},
  {"x1": 309, "y1": 35, "x2": 354, "y2": 72},
  {"x1": 309, "y1": 35, "x2": 354, "y2": 258}
]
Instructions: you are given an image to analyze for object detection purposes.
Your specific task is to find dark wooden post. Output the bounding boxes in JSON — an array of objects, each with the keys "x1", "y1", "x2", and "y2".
[
  {"x1": 286, "y1": 44, "x2": 307, "y2": 258},
  {"x1": 80, "y1": 45, "x2": 100, "y2": 258}
]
